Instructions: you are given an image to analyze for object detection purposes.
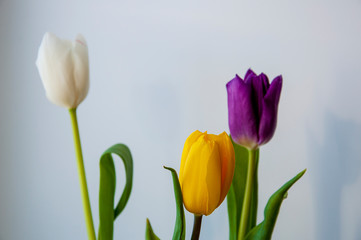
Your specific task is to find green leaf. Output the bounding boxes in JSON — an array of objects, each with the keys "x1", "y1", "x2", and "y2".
[
  {"x1": 245, "y1": 169, "x2": 306, "y2": 240},
  {"x1": 227, "y1": 182, "x2": 238, "y2": 240},
  {"x1": 164, "y1": 166, "x2": 186, "y2": 240},
  {"x1": 145, "y1": 218, "x2": 161, "y2": 240},
  {"x1": 227, "y1": 138, "x2": 259, "y2": 240},
  {"x1": 98, "y1": 144, "x2": 134, "y2": 240}
]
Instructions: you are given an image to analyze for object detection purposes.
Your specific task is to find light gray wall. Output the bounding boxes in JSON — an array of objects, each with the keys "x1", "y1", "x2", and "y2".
[{"x1": 1, "y1": 0, "x2": 361, "y2": 239}]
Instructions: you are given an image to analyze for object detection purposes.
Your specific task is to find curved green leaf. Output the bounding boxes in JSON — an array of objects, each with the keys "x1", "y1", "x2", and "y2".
[
  {"x1": 98, "y1": 144, "x2": 134, "y2": 240},
  {"x1": 227, "y1": 138, "x2": 259, "y2": 240},
  {"x1": 245, "y1": 169, "x2": 306, "y2": 240},
  {"x1": 145, "y1": 218, "x2": 161, "y2": 240},
  {"x1": 164, "y1": 166, "x2": 186, "y2": 240}
]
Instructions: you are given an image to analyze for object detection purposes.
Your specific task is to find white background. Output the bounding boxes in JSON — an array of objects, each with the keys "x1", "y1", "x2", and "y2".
[{"x1": 1, "y1": 0, "x2": 361, "y2": 239}]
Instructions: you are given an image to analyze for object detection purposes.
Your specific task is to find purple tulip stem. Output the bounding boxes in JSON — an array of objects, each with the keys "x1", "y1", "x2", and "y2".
[{"x1": 238, "y1": 149, "x2": 257, "y2": 240}]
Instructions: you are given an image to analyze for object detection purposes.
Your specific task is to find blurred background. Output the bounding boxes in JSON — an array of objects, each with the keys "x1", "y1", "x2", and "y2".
[{"x1": 1, "y1": 0, "x2": 361, "y2": 239}]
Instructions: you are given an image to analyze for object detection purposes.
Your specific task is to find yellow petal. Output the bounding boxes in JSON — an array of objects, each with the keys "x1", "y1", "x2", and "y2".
[
  {"x1": 181, "y1": 135, "x2": 222, "y2": 215},
  {"x1": 179, "y1": 130, "x2": 203, "y2": 187},
  {"x1": 208, "y1": 132, "x2": 235, "y2": 206}
]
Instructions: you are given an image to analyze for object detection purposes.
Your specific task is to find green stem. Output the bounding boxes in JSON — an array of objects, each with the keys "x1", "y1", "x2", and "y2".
[
  {"x1": 238, "y1": 148, "x2": 257, "y2": 240},
  {"x1": 69, "y1": 108, "x2": 96, "y2": 240},
  {"x1": 191, "y1": 215, "x2": 203, "y2": 240}
]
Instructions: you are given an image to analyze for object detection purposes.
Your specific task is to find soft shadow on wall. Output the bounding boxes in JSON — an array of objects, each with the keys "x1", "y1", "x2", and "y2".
[{"x1": 308, "y1": 112, "x2": 361, "y2": 240}]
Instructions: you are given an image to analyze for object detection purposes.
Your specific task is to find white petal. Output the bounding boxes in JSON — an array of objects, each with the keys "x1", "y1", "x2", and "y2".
[
  {"x1": 72, "y1": 34, "x2": 89, "y2": 107},
  {"x1": 36, "y1": 32, "x2": 89, "y2": 109}
]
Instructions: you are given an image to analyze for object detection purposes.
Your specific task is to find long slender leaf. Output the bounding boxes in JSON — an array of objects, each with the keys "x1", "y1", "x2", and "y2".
[
  {"x1": 227, "y1": 183, "x2": 238, "y2": 240},
  {"x1": 98, "y1": 144, "x2": 134, "y2": 240},
  {"x1": 145, "y1": 218, "x2": 161, "y2": 240},
  {"x1": 164, "y1": 166, "x2": 186, "y2": 240},
  {"x1": 227, "y1": 138, "x2": 259, "y2": 240},
  {"x1": 245, "y1": 169, "x2": 306, "y2": 240}
]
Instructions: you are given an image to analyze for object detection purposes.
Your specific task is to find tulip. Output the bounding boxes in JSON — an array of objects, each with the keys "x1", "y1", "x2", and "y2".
[
  {"x1": 36, "y1": 33, "x2": 95, "y2": 239},
  {"x1": 179, "y1": 130, "x2": 235, "y2": 216},
  {"x1": 226, "y1": 69, "x2": 282, "y2": 149},
  {"x1": 36, "y1": 32, "x2": 89, "y2": 109}
]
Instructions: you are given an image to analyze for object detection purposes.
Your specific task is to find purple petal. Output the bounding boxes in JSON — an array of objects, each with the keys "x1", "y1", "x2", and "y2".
[
  {"x1": 226, "y1": 75, "x2": 258, "y2": 148},
  {"x1": 234, "y1": 74, "x2": 243, "y2": 82},
  {"x1": 244, "y1": 69, "x2": 256, "y2": 84},
  {"x1": 258, "y1": 75, "x2": 282, "y2": 145},
  {"x1": 250, "y1": 73, "x2": 269, "y2": 125},
  {"x1": 259, "y1": 73, "x2": 270, "y2": 94}
]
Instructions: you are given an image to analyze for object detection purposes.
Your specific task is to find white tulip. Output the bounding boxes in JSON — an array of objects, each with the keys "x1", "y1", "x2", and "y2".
[{"x1": 36, "y1": 32, "x2": 89, "y2": 109}]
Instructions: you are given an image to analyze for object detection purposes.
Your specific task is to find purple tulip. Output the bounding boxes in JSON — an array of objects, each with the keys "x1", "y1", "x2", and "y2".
[{"x1": 226, "y1": 69, "x2": 282, "y2": 149}]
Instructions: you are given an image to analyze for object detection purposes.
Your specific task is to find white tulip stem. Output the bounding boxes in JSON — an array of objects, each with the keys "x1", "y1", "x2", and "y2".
[{"x1": 69, "y1": 108, "x2": 96, "y2": 240}]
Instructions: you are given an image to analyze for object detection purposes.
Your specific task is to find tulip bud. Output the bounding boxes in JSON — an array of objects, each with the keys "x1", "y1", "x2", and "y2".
[
  {"x1": 226, "y1": 69, "x2": 282, "y2": 149},
  {"x1": 36, "y1": 32, "x2": 89, "y2": 109},
  {"x1": 179, "y1": 130, "x2": 235, "y2": 216}
]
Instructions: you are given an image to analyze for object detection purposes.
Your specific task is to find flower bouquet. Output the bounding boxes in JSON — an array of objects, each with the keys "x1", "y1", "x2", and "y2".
[{"x1": 36, "y1": 32, "x2": 305, "y2": 240}]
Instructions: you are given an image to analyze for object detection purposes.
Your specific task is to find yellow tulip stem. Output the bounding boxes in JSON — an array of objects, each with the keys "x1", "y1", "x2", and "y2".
[
  {"x1": 69, "y1": 108, "x2": 96, "y2": 240},
  {"x1": 238, "y1": 148, "x2": 257, "y2": 240},
  {"x1": 191, "y1": 214, "x2": 203, "y2": 240}
]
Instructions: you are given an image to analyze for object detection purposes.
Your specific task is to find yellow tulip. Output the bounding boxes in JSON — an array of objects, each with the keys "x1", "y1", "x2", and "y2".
[{"x1": 179, "y1": 130, "x2": 235, "y2": 216}]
